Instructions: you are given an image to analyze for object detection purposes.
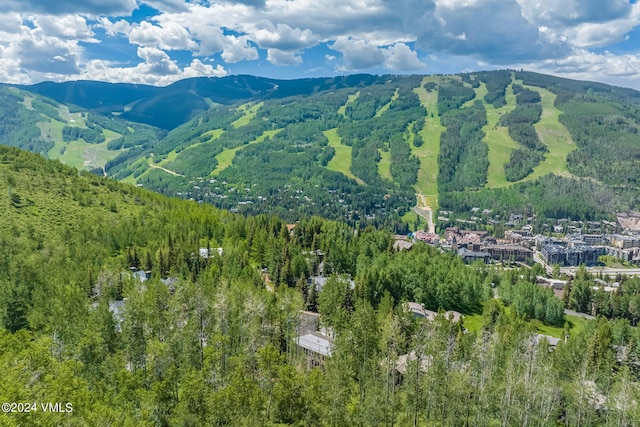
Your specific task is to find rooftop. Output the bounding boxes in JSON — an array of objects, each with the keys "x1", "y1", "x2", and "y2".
[{"x1": 295, "y1": 331, "x2": 334, "y2": 357}]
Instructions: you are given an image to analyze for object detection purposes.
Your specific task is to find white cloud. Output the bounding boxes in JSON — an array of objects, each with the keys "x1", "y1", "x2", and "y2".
[
  {"x1": 31, "y1": 15, "x2": 96, "y2": 41},
  {"x1": 383, "y1": 43, "x2": 426, "y2": 71},
  {"x1": 2, "y1": 0, "x2": 640, "y2": 88},
  {"x1": 5, "y1": 31, "x2": 82, "y2": 76},
  {"x1": 140, "y1": 0, "x2": 191, "y2": 13},
  {"x1": 98, "y1": 18, "x2": 132, "y2": 37},
  {"x1": 221, "y1": 35, "x2": 259, "y2": 63},
  {"x1": 81, "y1": 51, "x2": 227, "y2": 85},
  {"x1": 253, "y1": 23, "x2": 319, "y2": 50},
  {"x1": 331, "y1": 37, "x2": 385, "y2": 70},
  {"x1": 522, "y1": 50, "x2": 640, "y2": 83},
  {"x1": 266, "y1": 48, "x2": 302, "y2": 66},
  {"x1": 128, "y1": 20, "x2": 198, "y2": 51},
  {"x1": 517, "y1": 0, "x2": 632, "y2": 26},
  {"x1": 0, "y1": 0, "x2": 137, "y2": 17},
  {"x1": 0, "y1": 12, "x2": 24, "y2": 33},
  {"x1": 182, "y1": 59, "x2": 227, "y2": 78}
]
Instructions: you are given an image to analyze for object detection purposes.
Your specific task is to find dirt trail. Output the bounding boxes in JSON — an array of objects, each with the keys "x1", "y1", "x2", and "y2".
[
  {"x1": 148, "y1": 158, "x2": 184, "y2": 177},
  {"x1": 413, "y1": 192, "x2": 435, "y2": 233}
]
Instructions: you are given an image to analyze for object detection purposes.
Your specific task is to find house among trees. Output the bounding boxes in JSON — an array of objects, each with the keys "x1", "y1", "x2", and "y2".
[
  {"x1": 297, "y1": 310, "x2": 320, "y2": 335},
  {"x1": 403, "y1": 302, "x2": 437, "y2": 320},
  {"x1": 392, "y1": 350, "x2": 432, "y2": 377},
  {"x1": 129, "y1": 267, "x2": 151, "y2": 282},
  {"x1": 198, "y1": 247, "x2": 223, "y2": 258},
  {"x1": 393, "y1": 239, "x2": 414, "y2": 251},
  {"x1": 402, "y1": 302, "x2": 464, "y2": 323},
  {"x1": 308, "y1": 275, "x2": 355, "y2": 292},
  {"x1": 534, "y1": 334, "x2": 562, "y2": 348},
  {"x1": 295, "y1": 331, "x2": 334, "y2": 368}
]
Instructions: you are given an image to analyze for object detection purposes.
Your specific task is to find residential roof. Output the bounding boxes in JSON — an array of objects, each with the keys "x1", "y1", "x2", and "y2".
[
  {"x1": 444, "y1": 310, "x2": 464, "y2": 323},
  {"x1": 133, "y1": 270, "x2": 149, "y2": 282},
  {"x1": 393, "y1": 240, "x2": 414, "y2": 251},
  {"x1": 295, "y1": 332, "x2": 334, "y2": 357},
  {"x1": 309, "y1": 275, "x2": 355, "y2": 291},
  {"x1": 534, "y1": 334, "x2": 561, "y2": 347},
  {"x1": 402, "y1": 302, "x2": 437, "y2": 320},
  {"x1": 297, "y1": 310, "x2": 320, "y2": 334},
  {"x1": 394, "y1": 351, "x2": 432, "y2": 375}
]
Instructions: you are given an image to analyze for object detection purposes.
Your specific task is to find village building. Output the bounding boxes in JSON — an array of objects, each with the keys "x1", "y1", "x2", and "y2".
[{"x1": 483, "y1": 244, "x2": 532, "y2": 262}]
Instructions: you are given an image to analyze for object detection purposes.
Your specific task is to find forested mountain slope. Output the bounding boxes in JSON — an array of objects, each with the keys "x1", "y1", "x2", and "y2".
[
  {"x1": 4, "y1": 70, "x2": 640, "y2": 229},
  {"x1": 1, "y1": 146, "x2": 640, "y2": 425}
]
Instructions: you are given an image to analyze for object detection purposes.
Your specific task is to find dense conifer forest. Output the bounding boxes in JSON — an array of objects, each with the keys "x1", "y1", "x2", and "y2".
[{"x1": 1, "y1": 146, "x2": 640, "y2": 425}]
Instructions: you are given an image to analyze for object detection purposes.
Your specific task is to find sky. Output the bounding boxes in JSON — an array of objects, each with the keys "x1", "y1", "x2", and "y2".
[{"x1": 2, "y1": 0, "x2": 640, "y2": 89}]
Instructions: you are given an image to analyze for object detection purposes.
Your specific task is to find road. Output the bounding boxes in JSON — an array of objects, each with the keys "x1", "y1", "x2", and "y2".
[
  {"x1": 148, "y1": 157, "x2": 184, "y2": 177},
  {"x1": 564, "y1": 309, "x2": 595, "y2": 320},
  {"x1": 413, "y1": 192, "x2": 435, "y2": 233}
]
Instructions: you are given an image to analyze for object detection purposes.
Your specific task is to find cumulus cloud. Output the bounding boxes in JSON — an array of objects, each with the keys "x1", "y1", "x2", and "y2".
[
  {"x1": 31, "y1": 15, "x2": 96, "y2": 41},
  {"x1": 128, "y1": 20, "x2": 198, "y2": 51},
  {"x1": 383, "y1": 43, "x2": 426, "y2": 71},
  {"x1": 223, "y1": 0, "x2": 266, "y2": 8},
  {"x1": 522, "y1": 49, "x2": 640, "y2": 83},
  {"x1": 517, "y1": 0, "x2": 632, "y2": 26},
  {"x1": 330, "y1": 39, "x2": 426, "y2": 72},
  {"x1": 267, "y1": 48, "x2": 302, "y2": 66},
  {"x1": 411, "y1": 0, "x2": 571, "y2": 62},
  {"x1": 0, "y1": 0, "x2": 137, "y2": 17},
  {"x1": 81, "y1": 50, "x2": 227, "y2": 85},
  {"x1": 222, "y1": 35, "x2": 259, "y2": 63},
  {"x1": 331, "y1": 37, "x2": 385, "y2": 70},
  {"x1": 140, "y1": 0, "x2": 191, "y2": 13},
  {"x1": 253, "y1": 24, "x2": 319, "y2": 50},
  {"x1": 0, "y1": 12, "x2": 24, "y2": 33},
  {"x1": 2, "y1": 0, "x2": 640, "y2": 88}
]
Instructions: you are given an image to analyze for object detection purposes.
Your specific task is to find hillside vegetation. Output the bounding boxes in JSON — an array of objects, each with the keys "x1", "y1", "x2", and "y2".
[
  {"x1": 3, "y1": 70, "x2": 640, "y2": 229},
  {"x1": 1, "y1": 146, "x2": 640, "y2": 425}
]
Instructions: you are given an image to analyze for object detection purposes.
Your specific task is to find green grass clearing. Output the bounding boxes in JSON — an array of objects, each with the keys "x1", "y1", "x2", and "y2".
[
  {"x1": 401, "y1": 210, "x2": 424, "y2": 232},
  {"x1": 412, "y1": 77, "x2": 445, "y2": 210},
  {"x1": 482, "y1": 81, "x2": 521, "y2": 188},
  {"x1": 211, "y1": 128, "x2": 282, "y2": 176},
  {"x1": 524, "y1": 85, "x2": 575, "y2": 181},
  {"x1": 231, "y1": 102, "x2": 263, "y2": 129},
  {"x1": 462, "y1": 313, "x2": 483, "y2": 334},
  {"x1": 338, "y1": 91, "x2": 360, "y2": 117},
  {"x1": 152, "y1": 129, "x2": 224, "y2": 169},
  {"x1": 378, "y1": 149, "x2": 392, "y2": 181},
  {"x1": 465, "y1": 307, "x2": 590, "y2": 338},
  {"x1": 323, "y1": 128, "x2": 365, "y2": 185},
  {"x1": 53, "y1": 139, "x2": 123, "y2": 170},
  {"x1": 375, "y1": 88, "x2": 399, "y2": 118},
  {"x1": 136, "y1": 129, "x2": 226, "y2": 181},
  {"x1": 484, "y1": 79, "x2": 576, "y2": 188},
  {"x1": 535, "y1": 315, "x2": 588, "y2": 339}
]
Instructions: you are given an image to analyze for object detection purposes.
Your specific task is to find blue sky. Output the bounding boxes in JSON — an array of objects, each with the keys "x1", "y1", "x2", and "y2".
[{"x1": 2, "y1": 0, "x2": 640, "y2": 88}]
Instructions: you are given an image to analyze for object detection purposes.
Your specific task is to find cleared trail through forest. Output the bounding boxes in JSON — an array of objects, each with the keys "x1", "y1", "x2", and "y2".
[
  {"x1": 413, "y1": 192, "x2": 436, "y2": 233},
  {"x1": 148, "y1": 157, "x2": 184, "y2": 177}
]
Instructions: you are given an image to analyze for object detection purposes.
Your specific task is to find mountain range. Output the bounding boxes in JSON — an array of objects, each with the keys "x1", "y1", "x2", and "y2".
[{"x1": 2, "y1": 70, "x2": 640, "y2": 230}]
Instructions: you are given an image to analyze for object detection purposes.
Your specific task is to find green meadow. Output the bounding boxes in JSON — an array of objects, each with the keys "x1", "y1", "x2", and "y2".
[
  {"x1": 211, "y1": 128, "x2": 281, "y2": 176},
  {"x1": 231, "y1": 102, "x2": 263, "y2": 128},
  {"x1": 323, "y1": 128, "x2": 365, "y2": 185},
  {"x1": 413, "y1": 76, "x2": 445, "y2": 210}
]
